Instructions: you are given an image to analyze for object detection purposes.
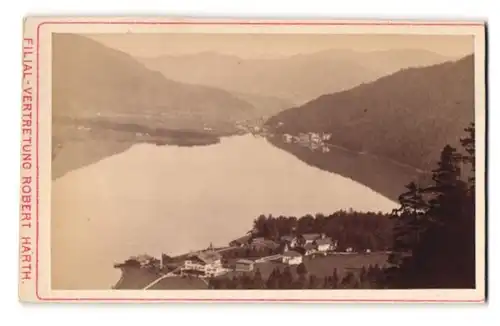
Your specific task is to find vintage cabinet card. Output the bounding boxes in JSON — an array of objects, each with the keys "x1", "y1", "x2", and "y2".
[{"x1": 19, "y1": 17, "x2": 486, "y2": 303}]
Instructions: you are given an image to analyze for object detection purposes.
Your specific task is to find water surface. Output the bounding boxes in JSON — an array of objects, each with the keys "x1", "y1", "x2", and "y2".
[{"x1": 51, "y1": 134, "x2": 397, "y2": 289}]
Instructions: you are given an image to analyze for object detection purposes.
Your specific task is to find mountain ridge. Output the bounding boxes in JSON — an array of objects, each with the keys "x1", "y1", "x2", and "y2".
[
  {"x1": 266, "y1": 54, "x2": 475, "y2": 171},
  {"x1": 52, "y1": 33, "x2": 270, "y2": 133},
  {"x1": 139, "y1": 48, "x2": 453, "y2": 105}
]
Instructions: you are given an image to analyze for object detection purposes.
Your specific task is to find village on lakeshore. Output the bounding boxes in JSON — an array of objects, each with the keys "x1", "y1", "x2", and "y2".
[
  {"x1": 281, "y1": 131, "x2": 333, "y2": 153},
  {"x1": 239, "y1": 120, "x2": 334, "y2": 153},
  {"x1": 113, "y1": 229, "x2": 386, "y2": 290}
]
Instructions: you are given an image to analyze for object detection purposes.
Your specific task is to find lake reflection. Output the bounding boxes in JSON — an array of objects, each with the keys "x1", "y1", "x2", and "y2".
[{"x1": 51, "y1": 134, "x2": 397, "y2": 289}]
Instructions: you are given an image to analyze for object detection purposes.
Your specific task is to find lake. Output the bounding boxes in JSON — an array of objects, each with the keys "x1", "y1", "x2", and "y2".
[{"x1": 51, "y1": 134, "x2": 398, "y2": 290}]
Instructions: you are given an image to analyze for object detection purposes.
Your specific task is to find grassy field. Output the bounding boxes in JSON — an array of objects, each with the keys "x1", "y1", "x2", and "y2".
[
  {"x1": 148, "y1": 277, "x2": 208, "y2": 290},
  {"x1": 113, "y1": 267, "x2": 162, "y2": 290},
  {"x1": 222, "y1": 252, "x2": 389, "y2": 281},
  {"x1": 304, "y1": 252, "x2": 389, "y2": 278},
  {"x1": 115, "y1": 253, "x2": 389, "y2": 289}
]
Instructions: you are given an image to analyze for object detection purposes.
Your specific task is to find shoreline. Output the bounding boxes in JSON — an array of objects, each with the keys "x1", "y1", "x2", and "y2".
[
  {"x1": 112, "y1": 247, "x2": 392, "y2": 290},
  {"x1": 266, "y1": 135, "x2": 430, "y2": 202}
]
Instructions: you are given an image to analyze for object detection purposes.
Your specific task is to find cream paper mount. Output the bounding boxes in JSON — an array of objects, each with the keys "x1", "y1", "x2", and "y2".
[{"x1": 19, "y1": 17, "x2": 486, "y2": 303}]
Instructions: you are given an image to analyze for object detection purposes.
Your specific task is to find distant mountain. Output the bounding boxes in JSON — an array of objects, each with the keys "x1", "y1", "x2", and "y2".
[
  {"x1": 52, "y1": 34, "x2": 274, "y2": 179},
  {"x1": 266, "y1": 55, "x2": 475, "y2": 171},
  {"x1": 139, "y1": 49, "x2": 452, "y2": 105},
  {"x1": 230, "y1": 92, "x2": 294, "y2": 120},
  {"x1": 52, "y1": 34, "x2": 260, "y2": 133}
]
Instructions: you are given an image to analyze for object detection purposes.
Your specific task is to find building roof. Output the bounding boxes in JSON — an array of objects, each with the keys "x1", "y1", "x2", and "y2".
[
  {"x1": 189, "y1": 250, "x2": 221, "y2": 264},
  {"x1": 132, "y1": 254, "x2": 154, "y2": 263},
  {"x1": 252, "y1": 238, "x2": 279, "y2": 249},
  {"x1": 283, "y1": 250, "x2": 302, "y2": 257},
  {"x1": 304, "y1": 243, "x2": 316, "y2": 251},
  {"x1": 293, "y1": 247, "x2": 306, "y2": 255},
  {"x1": 263, "y1": 240, "x2": 279, "y2": 248},
  {"x1": 280, "y1": 235, "x2": 294, "y2": 242},
  {"x1": 315, "y1": 238, "x2": 332, "y2": 246},
  {"x1": 302, "y1": 233, "x2": 321, "y2": 241},
  {"x1": 230, "y1": 234, "x2": 251, "y2": 245},
  {"x1": 236, "y1": 259, "x2": 254, "y2": 265}
]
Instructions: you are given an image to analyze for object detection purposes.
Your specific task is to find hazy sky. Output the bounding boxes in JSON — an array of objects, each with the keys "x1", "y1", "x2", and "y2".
[{"x1": 86, "y1": 33, "x2": 474, "y2": 59}]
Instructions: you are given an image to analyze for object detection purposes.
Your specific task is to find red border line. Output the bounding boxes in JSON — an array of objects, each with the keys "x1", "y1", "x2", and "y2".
[
  {"x1": 30, "y1": 297, "x2": 487, "y2": 303},
  {"x1": 35, "y1": 21, "x2": 41, "y2": 301},
  {"x1": 35, "y1": 20, "x2": 484, "y2": 303},
  {"x1": 37, "y1": 20, "x2": 484, "y2": 26}
]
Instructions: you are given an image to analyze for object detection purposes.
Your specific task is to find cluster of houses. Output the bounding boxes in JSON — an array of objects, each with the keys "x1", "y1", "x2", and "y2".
[
  {"x1": 174, "y1": 233, "x2": 340, "y2": 278},
  {"x1": 280, "y1": 233, "x2": 338, "y2": 265},
  {"x1": 231, "y1": 233, "x2": 339, "y2": 268},
  {"x1": 180, "y1": 250, "x2": 227, "y2": 278},
  {"x1": 122, "y1": 251, "x2": 228, "y2": 279},
  {"x1": 229, "y1": 235, "x2": 279, "y2": 250},
  {"x1": 128, "y1": 254, "x2": 157, "y2": 268},
  {"x1": 234, "y1": 119, "x2": 269, "y2": 135},
  {"x1": 125, "y1": 234, "x2": 345, "y2": 279},
  {"x1": 282, "y1": 132, "x2": 332, "y2": 153},
  {"x1": 76, "y1": 125, "x2": 92, "y2": 132}
]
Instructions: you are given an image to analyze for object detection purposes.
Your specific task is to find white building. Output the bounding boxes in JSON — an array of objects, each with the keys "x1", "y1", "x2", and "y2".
[
  {"x1": 77, "y1": 125, "x2": 91, "y2": 131},
  {"x1": 182, "y1": 250, "x2": 225, "y2": 277},
  {"x1": 310, "y1": 143, "x2": 321, "y2": 151},
  {"x1": 282, "y1": 250, "x2": 303, "y2": 265},
  {"x1": 283, "y1": 134, "x2": 294, "y2": 143},
  {"x1": 280, "y1": 235, "x2": 298, "y2": 248},
  {"x1": 315, "y1": 237, "x2": 333, "y2": 252},
  {"x1": 235, "y1": 259, "x2": 254, "y2": 272},
  {"x1": 310, "y1": 133, "x2": 321, "y2": 143},
  {"x1": 130, "y1": 254, "x2": 155, "y2": 268},
  {"x1": 297, "y1": 133, "x2": 310, "y2": 144},
  {"x1": 301, "y1": 233, "x2": 321, "y2": 245},
  {"x1": 303, "y1": 243, "x2": 316, "y2": 256}
]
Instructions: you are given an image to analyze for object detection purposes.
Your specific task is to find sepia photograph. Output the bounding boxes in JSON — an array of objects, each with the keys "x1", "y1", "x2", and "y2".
[{"x1": 19, "y1": 18, "x2": 486, "y2": 302}]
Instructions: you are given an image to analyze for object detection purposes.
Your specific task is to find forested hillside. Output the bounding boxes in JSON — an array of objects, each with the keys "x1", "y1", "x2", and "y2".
[{"x1": 267, "y1": 55, "x2": 474, "y2": 171}]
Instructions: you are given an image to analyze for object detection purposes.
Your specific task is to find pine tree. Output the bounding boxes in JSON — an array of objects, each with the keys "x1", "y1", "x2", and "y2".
[
  {"x1": 460, "y1": 122, "x2": 475, "y2": 188},
  {"x1": 323, "y1": 277, "x2": 330, "y2": 289},
  {"x1": 386, "y1": 123, "x2": 476, "y2": 289},
  {"x1": 331, "y1": 268, "x2": 339, "y2": 289},
  {"x1": 266, "y1": 268, "x2": 277, "y2": 289},
  {"x1": 388, "y1": 182, "x2": 428, "y2": 268},
  {"x1": 455, "y1": 123, "x2": 476, "y2": 287},
  {"x1": 308, "y1": 274, "x2": 318, "y2": 289},
  {"x1": 457, "y1": 123, "x2": 476, "y2": 287},
  {"x1": 296, "y1": 273, "x2": 307, "y2": 289},
  {"x1": 216, "y1": 278, "x2": 227, "y2": 289},
  {"x1": 241, "y1": 274, "x2": 254, "y2": 289},
  {"x1": 359, "y1": 266, "x2": 371, "y2": 288},
  {"x1": 266, "y1": 267, "x2": 282, "y2": 289},
  {"x1": 229, "y1": 276, "x2": 239, "y2": 289},
  {"x1": 417, "y1": 145, "x2": 469, "y2": 287},
  {"x1": 280, "y1": 267, "x2": 294, "y2": 289},
  {"x1": 208, "y1": 278, "x2": 217, "y2": 289},
  {"x1": 297, "y1": 262, "x2": 308, "y2": 276},
  {"x1": 360, "y1": 266, "x2": 367, "y2": 281},
  {"x1": 253, "y1": 268, "x2": 264, "y2": 289},
  {"x1": 253, "y1": 214, "x2": 267, "y2": 237},
  {"x1": 341, "y1": 271, "x2": 356, "y2": 289}
]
